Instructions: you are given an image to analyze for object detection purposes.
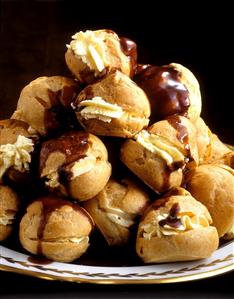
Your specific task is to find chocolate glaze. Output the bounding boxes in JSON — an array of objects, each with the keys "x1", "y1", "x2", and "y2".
[
  {"x1": 120, "y1": 37, "x2": 137, "y2": 77},
  {"x1": 159, "y1": 203, "x2": 182, "y2": 228},
  {"x1": 40, "y1": 131, "x2": 89, "y2": 173},
  {"x1": 134, "y1": 65, "x2": 190, "y2": 122},
  {"x1": 27, "y1": 256, "x2": 52, "y2": 265},
  {"x1": 167, "y1": 115, "x2": 191, "y2": 160},
  {"x1": 79, "y1": 66, "x2": 108, "y2": 85},
  {"x1": 142, "y1": 197, "x2": 169, "y2": 220},
  {"x1": 42, "y1": 86, "x2": 79, "y2": 135},
  {"x1": 36, "y1": 196, "x2": 93, "y2": 255}
]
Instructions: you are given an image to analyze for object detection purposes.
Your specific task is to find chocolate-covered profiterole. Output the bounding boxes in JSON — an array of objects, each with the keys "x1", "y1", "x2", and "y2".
[
  {"x1": 0, "y1": 119, "x2": 36, "y2": 183},
  {"x1": 65, "y1": 30, "x2": 137, "y2": 84},
  {"x1": 19, "y1": 196, "x2": 94, "y2": 262},
  {"x1": 121, "y1": 115, "x2": 198, "y2": 193},
  {"x1": 136, "y1": 187, "x2": 219, "y2": 263},
  {"x1": 135, "y1": 63, "x2": 201, "y2": 123},
  {"x1": 40, "y1": 131, "x2": 111, "y2": 201},
  {"x1": 11, "y1": 76, "x2": 80, "y2": 136}
]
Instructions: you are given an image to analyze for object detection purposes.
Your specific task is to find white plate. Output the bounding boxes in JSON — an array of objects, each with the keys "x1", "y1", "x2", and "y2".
[{"x1": 0, "y1": 242, "x2": 233, "y2": 284}]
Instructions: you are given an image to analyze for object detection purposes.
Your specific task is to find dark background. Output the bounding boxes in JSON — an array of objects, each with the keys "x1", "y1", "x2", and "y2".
[
  {"x1": 0, "y1": 0, "x2": 233, "y2": 298},
  {"x1": 0, "y1": 0, "x2": 233, "y2": 143}
]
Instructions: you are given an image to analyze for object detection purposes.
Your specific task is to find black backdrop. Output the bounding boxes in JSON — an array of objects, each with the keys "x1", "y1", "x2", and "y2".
[
  {"x1": 0, "y1": 1, "x2": 233, "y2": 297},
  {"x1": 0, "y1": 0, "x2": 233, "y2": 143}
]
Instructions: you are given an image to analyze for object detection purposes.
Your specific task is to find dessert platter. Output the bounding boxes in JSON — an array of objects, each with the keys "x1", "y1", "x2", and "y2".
[{"x1": 0, "y1": 29, "x2": 233, "y2": 284}]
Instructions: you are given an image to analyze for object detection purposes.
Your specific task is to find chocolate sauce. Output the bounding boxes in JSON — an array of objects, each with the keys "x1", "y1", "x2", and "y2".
[
  {"x1": 158, "y1": 203, "x2": 182, "y2": 228},
  {"x1": 36, "y1": 196, "x2": 93, "y2": 255},
  {"x1": 142, "y1": 197, "x2": 169, "y2": 220},
  {"x1": 167, "y1": 115, "x2": 191, "y2": 159},
  {"x1": 134, "y1": 65, "x2": 190, "y2": 122},
  {"x1": 42, "y1": 86, "x2": 79, "y2": 135},
  {"x1": 120, "y1": 37, "x2": 137, "y2": 77},
  {"x1": 40, "y1": 131, "x2": 89, "y2": 173},
  {"x1": 27, "y1": 256, "x2": 52, "y2": 265}
]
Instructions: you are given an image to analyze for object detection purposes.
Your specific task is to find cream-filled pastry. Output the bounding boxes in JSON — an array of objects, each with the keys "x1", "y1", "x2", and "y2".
[
  {"x1": 194, "y1": 117, "x2": 231, "y2": 164},
  {"x1": 19, "y1": 196, "x2": 94, "y2": 262},
  {"x1": 136, "y1": 187, "x2": 219, "y2": 263},
  {"x1": 84, "y1": 178, "x2": 149, "y2": 246},
  {"x1": 0, "y1": 119, "x2": 36, "y2": 183},
  {"x1": 40, "y1": 131, "x2": 111, "y2": 201},
  {"x1": 0, "y1": 184, "x2": 19, "y2": 241},
  {"x1": 121, "y1": 115, "x2": 198, "y2": 193},
  {"x1": 134, "y1": 63, "x2": 201, "y2": 123},
  {"x1": 73, "y1": 70, "x2": 150, "y2": 137},
  {"x1": 11, "y1": 76, "x2": 79, "y2": 136},
  {"x1": 65, "y1": 29, "x2": 137, "y2": 83},
  {"x1": 186, "y1": 164, "x2": 234, "y2": 239}
]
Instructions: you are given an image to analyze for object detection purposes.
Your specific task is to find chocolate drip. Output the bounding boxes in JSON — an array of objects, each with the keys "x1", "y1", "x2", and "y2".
[
  {"x1": 40, "y1": 131, "x2": 89, "y2": 172},
  {"x1": 120, "y1": 37, "x2": 137, "y2": 77},
  {"x1": 134, "y1": 65, "x2": 190, "y2": 121},
  {"x1": 43, "y1": 86, "x2": 79, "y2": 134},
  {"x1": 142, "y1": 197, "x2": 169, "y2": 220},
  {"x1": 36, "y1": 196, "x2": 93, "y2": 255},
  {"x1": 167, "y1": 115, "x2": 191, "y2": 160},
  {"x1": 159, "y1": 203, "x2": 182, "y2": 228}
]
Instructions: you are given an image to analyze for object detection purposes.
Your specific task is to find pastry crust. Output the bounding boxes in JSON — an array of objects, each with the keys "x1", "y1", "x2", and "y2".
[
  {"x1": 74, "y1": 70, "x2": 150, "y2": 138},
  {"x1": 194, "y1": 117, "x2": 231, "y2": 164},
  {"x1": 84, "y1": 178, "x2": 149, "y2": 246},
  {"x1": 19, "y1": 196, "x2": 93, "y2": 262},
  {"x1": 136, "y1": 188, "x2": 219, "y2": 263},
  {"x1": 11, "y1": 76, "x2": 79, "y2": 136},
  {"x1": 0, "y1": 184, "x2": 19, "y2": 241},
  {"x1": 40, "y1": 131, "x2": 111, "y2": 201},
  {"x1": 186, "y1": 164, "x2": 234, "y2": 239},
  {"x1": 120, "y1": 116, "x2": 198, "y2": 193},
  {"x1": 65, "y1": 30, "x2": 136, "y2": 84}
]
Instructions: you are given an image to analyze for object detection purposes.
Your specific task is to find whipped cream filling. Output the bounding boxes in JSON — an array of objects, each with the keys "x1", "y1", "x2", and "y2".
[
  {"x1": 79, "y1": 97, "x2": 124, "y2": 123},
  {"x1": 71, "y1": 156, "x2": 96, "y2": 178},
  {"x1": 104, "y1": 206, "x2": 135, "y2": 228},
  {"x1": 0, "y1": 135, "x2": 34, "y2": 179},
  {"x1": 67, "y1": 30, "x2": 108, "y2": 74},
  {"x1": 42, "y1": 236, "x2": 89, "y2": 244},
  {"x1": 135, "y1": 130, "x2": 185, "y2": 167},
  {"x1": 0, "y1": 213, "x2": 15, "y2": 226},
  {"x1": 142, "y1": 212, "x2": 210, "y2": 240},
  {"x1": 45, "y1": 171, "x2": 60, "y2": 188}
]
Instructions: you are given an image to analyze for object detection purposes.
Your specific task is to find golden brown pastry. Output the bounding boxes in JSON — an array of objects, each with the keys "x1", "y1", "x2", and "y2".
[
  {"x1": 134, "y1": 63, "x2": 201, "y2": 123},
  {"x1": 65, "y1": 29, "x2": 137, "y2": 84},
  {"x1": 120, "y1": 115, "x2": 198, "y2": 193},
  {"x1": 194, "y1": 117, "x2": 231, "y2": 164},
  {"x1": 40, "y1": 131, "x2": 111, "y2": 201},
  {"x1": 0, "y1": 184, "x2": 19, "y2": 241},
  {"x1": 19, "y1": 196, "x2": 94, "y2": 262},
  {"x1": 186, "y1": 164, "x2": 234, "y2": 239},
  {"x1": 211, "y1": 151, "x2": 234, "y2": 168},
  {"x1": 73, "y1": 70, "x2": 150, "y2": 138},
  {"x1": 11, "y1": 76, "x2": 79, "y2": 136},
  {"x1": 0, "y1": 119, "x2": 36, "y2": 183},
  {"x1": 136, "y1": 187, "x2": 219, "y2": 263},
  {"x1": 84, "y1": 178, "x2": 149, "y2": 246}
]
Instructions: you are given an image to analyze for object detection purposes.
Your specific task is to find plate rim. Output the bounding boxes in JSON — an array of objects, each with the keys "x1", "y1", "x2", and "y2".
[{"x1": 1, "y1": 242, "x2": 234, "y2": 284}]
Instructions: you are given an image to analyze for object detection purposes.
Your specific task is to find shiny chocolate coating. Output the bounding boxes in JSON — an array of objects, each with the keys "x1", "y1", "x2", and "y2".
[
  {"x1": 135, "y1": 65, "x2": 190, "y2": 121},
  {"x1": 120, "y1": 37, "x2": 137, "y2": 77},
  {"x1": 40, "y1": 131, "x2": 89, "y2": 172}
]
